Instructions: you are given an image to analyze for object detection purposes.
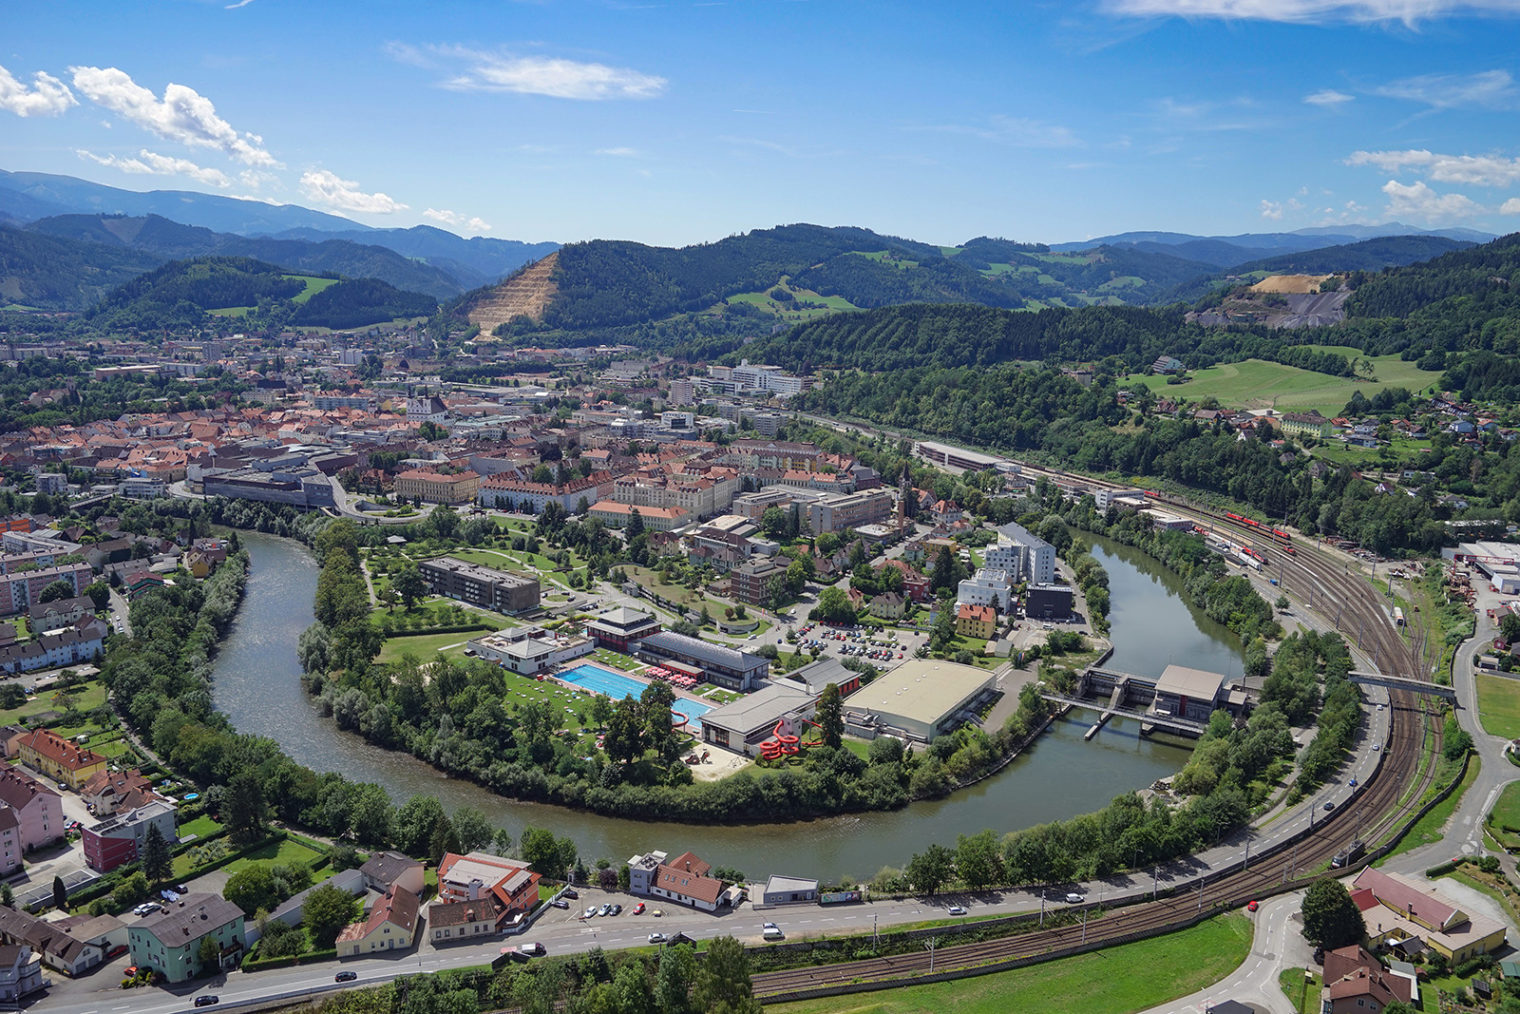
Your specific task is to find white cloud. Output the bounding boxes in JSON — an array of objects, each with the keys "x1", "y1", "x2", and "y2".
[
  {"x1": 1304, "y1": 89, "x2": 1354, "y2": 106},
  {"x1": 1381, "y1": 179, "x2": 1480, "y2": 220},
  {"x1": 77, "y1": 148, "x2": 233, "y2": 188},
  {"x1": 0, "y1": 64, "x2": 76, "y2": 117},
  {"x1": 69, "y1": 66, "x2": 278, "y2": 167},
  {"x1": 1372, "y1": 69, "x2": 1517, "y2": 110},
  {"x1": 1260, "y1": 199, "x2": 1284, "y2": 220},
  {"x1": 1347, "y1": 148, "x2": 1520, "y2": 186},
  {"x1": 1102, "y1": 0, "x2": 1520, "y2": 24},
  {"x1": 423, "y1": 208, "x2": 491, "y2": 232},
  {"x1": 391, "y1": 44, "x2": 666, "y2": 100},
  {"x1": 300, "y1": 170, "x2": 407, "y2": 214},
  {"x1": 1501, "y1": 197, "x2": 1520, "y2": 214},
  {"x1": 595, "y1": 146, "x2": 641, "y2": 157}
]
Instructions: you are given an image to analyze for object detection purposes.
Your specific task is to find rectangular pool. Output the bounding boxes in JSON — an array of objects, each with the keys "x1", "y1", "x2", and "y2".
[{"x1": 557, "y1": 663, "x2": 712, "y2": 732}]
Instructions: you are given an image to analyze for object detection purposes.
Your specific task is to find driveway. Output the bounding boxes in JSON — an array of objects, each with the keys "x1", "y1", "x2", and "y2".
[{"x1": 1136, "y1": 892, "x2": 1306, "y2": 1014}]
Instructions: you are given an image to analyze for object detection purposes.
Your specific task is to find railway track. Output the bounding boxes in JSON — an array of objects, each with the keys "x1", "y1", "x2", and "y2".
[{"x1": 751, "y1": 457, "x2": 1442, "y2": 1000}]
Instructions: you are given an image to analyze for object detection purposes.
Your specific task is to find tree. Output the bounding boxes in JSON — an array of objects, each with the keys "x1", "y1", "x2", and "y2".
[
  {"x1": 141, "y1": 823, "x2": 171, "y2": 884},
  {"x1": 112, "y1": 871, "x2": 149, "y2": 909},
  {"x1": 226, "y1": 771, "x2": 268, "y2": 840},
  {"x1": 392, "y1": 794, "x2": 447, "y2": 856},
  {"x1": 625, "y1": 508, "x2": 645, "y2": 540},
  {"x1": 655, "y1": 943, "x2": 697, "y2": 1014},
  {"x1": 815, "y1": 683, "x2": 843, "y2": 749},
  {"x1": 394, "y1": 563, "x2": 426, "y2": 611},
  {"x1": 39, "y1": 580, "x2": 74, "y2": 603},
  {"x1": 955, "y1": 830, "x2": 1003, "y2": 891},
  {"x1": 812, "y1": 586, "x2": 856, "y2": 625},
  {"x1": 692, "y1": 935, "x2": 761, "y2": 1014},
  {"x1": 304, "y1": 883, "x2": 359, "y2": 949},
  {"x1": 1301, "y1": 878, "x2": 1365, "y2": 948},
  {"x1": 451, "y1": 807, "x2": 493, "y2": 854},
  {"x1": 51, "y1": 874, "x2": 67, "y2": 912},
  {"x1": 906, "y1": 843, "x2": 954, "y2": 895},
  {"x1": 1502, "y1": 611, "x2": 1520, "y2": 645},
  {"x1": 84, "y1": 579, "x2": 111, "y2": 611},
  {"x1": 196, "y1": 934, "x2": 222, "y2": 973},
  {"x1": 604, "y1": 697, "x2": 645, "y2": 766},
  {"x1": 224, "y1": 864, "x2": 277, "y2": 916}
]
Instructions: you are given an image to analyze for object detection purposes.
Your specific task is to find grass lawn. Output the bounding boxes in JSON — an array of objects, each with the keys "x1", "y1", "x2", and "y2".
[
  {"x1": 178, "y1": 815, "x2": 224, "y2": 838},
  {"x1": 1120, "y1": 354, "x2": 1443, "y2": 418},
  {"x1": 1477, "y1": 675, "x2": 1520, "y2": 739},
  {"x1": 625, "y1": 565, "x2": 728, "y2": 616},
  {"x1": 768, "y1": 913, "x2": 1252, "y2": 1014},
  {"x1": 590, "y1": 648, "x2": 643, "y2": 672},
  {"x1": 1279, "y1": 968, "x2": 1321, "y2": 1014},
  {"x1": 0, "y1": 680, "x2": 109, "y2": 728},
  {"x1": 222, "y1": 836, "x2": 327, "y2": 874},
  {"x1": 1382, "y1": 756, "x2": 1479, "y2": 861},
  {"x1": 377, "y1": 631, "x2": 474, "y2": 664}
]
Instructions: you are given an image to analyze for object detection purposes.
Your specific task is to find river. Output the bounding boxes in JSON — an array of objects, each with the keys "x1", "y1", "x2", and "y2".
[{"x1": 212, "y1": 532, "x2": 1241, "y2": 881}]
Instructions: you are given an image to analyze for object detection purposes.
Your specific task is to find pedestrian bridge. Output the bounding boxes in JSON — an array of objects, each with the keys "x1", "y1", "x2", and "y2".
[
  {"x1": 1347, "y1": 671, "x2": 1457, "y2": 701},
  {"x1": 1040, "y1": 693, "x2": 1209, "y2": 737}
]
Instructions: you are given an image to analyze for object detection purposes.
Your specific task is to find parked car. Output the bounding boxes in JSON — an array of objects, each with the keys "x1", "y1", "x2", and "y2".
[
  {"x1": 561, "y1": 888, "x2": 578, "y2": 899},
  {"x1": 633, "y1": 902, "x2": 645, "y2": 915},
  {"x1": 335, "y1": 971, "x2": 358, "y2": 982},
  {"x1": 194, "y1": 997, "x2": 219, "y2": 1008},
  {"x1": 583, "y1": 906, "x2": 598, "y2": 919},
  {"x1": 599, "y1": 903, "x2": 612, "y2": 916},
  {"x1": 610, "y1": 904, "x2": 622, "y2": 916},
  {"x1": 550, "y1": 899, "x2": 570, "y2": 909},
  {"x1": 648, "y1": 932, "x2": 667, "y2": 944},
  {"x1": 947, "y1": 905, "x2": 967, "y2": 916},
  {"x1": 1246, "y1": 900, "x2": 1258, "y2": 912}
]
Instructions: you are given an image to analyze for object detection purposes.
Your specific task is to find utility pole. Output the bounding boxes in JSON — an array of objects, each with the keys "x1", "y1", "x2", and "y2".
[
  {"x1": 1082, "y1": 904, "x2": 1088, "y2": 945},
  {"x1": 1197, "y1": 875, "x2": 1204, "y2": 915},
  {"x1": 1244, "y1": 838, "x2": 1250, "y2": 871},
  {"x1": 873, "y1": 914, "x2": 878, "y2": 952},
  {"x1": 1153, "y1": 866, "x2": 1158, "y2": 901},
  {"x1": 924, "y1": 936, "x2": 939, "y2": 973},
  {"x1": 1039, "y1": 890, "x2": 1046, "y2": 929}
]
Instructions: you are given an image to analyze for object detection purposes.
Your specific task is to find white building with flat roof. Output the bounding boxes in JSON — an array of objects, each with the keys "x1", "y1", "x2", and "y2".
[{"x1": 841, "y1": 660, "x2": 995, "y2": 743}]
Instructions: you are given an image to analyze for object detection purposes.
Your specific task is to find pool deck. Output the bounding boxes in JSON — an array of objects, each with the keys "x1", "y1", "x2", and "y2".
[{"x1": 546, "y1": 661, "x2": 714, "y2": 732}]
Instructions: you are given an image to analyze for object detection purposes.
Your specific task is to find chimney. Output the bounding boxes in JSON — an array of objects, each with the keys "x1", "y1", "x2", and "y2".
[{"x1": 469, "y1": 877, "x2": 482, "y2": 901}]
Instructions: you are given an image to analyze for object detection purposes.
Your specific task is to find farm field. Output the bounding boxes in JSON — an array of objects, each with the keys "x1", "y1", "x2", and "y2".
[
  {"x1": 770, "y1": 912, "x2": 1252, "y2": 1014},
  {"x1": 1121, "y1": 351, "x2": 1442, "y2": 417}
]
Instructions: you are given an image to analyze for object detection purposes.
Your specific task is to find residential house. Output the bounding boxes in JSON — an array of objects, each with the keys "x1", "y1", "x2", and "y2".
[
  {"x1": 81, "y1": 768, "x2": 164, "y2": 818},
  {"x1": 1352, "y1": 867, "x2": 1507, "y2": 963},
  {"x1": 0, "y1": 945, "x2": 42, "y2": 1002},
  {"x1": 16, "y1": 728, "x2": 106, "y2": 790},
  {"x1": 127, "y1": 894, "x2": 245, "y2": 984},
  {"x1": 1321, "y1": 945, "x2": 1415, "y2": 1014},
  {"x1": 336, "y1": 887, "x2": 419, "y2": 957},
  {"x1": 0, "y1": 905, "x2": 106, "y2": 976},
  {"x1": 956, "y1": 602, "x2": 996, "y2": 639},
  {"x1": 359, "y1": 851, "x2": 425, "y2": 899},
  {"x1": 649, "y1": 851, "x2": 726, "y2": 913},
  {"x1": 27, "y1": 596, "x2": 94, "y2": 631},
  {"x1": 435, "y1": 851, "x2": 541, "y2": 918},
  {"x1": 869, "y1": 592, "x2": 905, "y2": 621},
  {"x1": 427, "y1": 897, "x2": 503, "y2": 945},
  {"x1": 82, "y1": 799, "x2": 177, "y2": 873}
]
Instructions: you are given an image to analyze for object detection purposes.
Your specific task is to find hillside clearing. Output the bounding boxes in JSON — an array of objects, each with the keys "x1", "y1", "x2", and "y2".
[
  {"x1": 467, "y1": 251, "x2": 559, "y2": 335},
  {"x1": 1251, "y1": 274, "x2": 1333, "y2": 294},
  {"x1": 1121, "y1": 353, "x2": 1442, "y2": 416}
]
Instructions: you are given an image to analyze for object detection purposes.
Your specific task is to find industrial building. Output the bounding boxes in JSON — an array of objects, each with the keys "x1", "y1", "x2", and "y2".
[
  {"x1": 842, "y1": 660, "x2": 996, "y2": 743},
  {"x1": 418, "y1": 556, "x2": 541, "y2": 614},
  {"x1": 1024, "y1": 583, "x2": 1075, "y2": 620},
  {"x1": 201, "y1": 466, "x2": 336, "y2": 509},
  {"x1": 1152, "y1": 665, "x2": 1229, "y2": 723}
]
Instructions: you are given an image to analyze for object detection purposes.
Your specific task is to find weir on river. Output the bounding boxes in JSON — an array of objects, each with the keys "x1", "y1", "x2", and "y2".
[{"x1": 211, "y1": 532, "x2": 1239, "y2": 881}]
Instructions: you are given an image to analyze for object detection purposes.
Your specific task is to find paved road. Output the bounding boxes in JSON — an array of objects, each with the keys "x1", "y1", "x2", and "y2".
[{"x1": 1136, "y1": 891, "x2": 1306, "y2": 1014}]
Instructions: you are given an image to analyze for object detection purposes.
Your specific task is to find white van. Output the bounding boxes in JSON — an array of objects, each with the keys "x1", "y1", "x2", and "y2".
[{"x1": 762, "y1": 923, "x2": 784, "y2": 940}]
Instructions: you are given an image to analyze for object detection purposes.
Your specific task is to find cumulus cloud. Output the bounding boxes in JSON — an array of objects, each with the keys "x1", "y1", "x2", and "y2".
[
  {"x1": 300, "y1": 170, "x2": 408, "y2": 214},
  {"x1": 1304, "y1": 89, "x2": 1354, "y2": 106},
  {"x1": 423, "y1": 208, "x2": 491, "y2": 232},
  {"x1": 69, "y1": 66, "x2": 278, "y2": 167},
  {"x1": 1372, "y1": 69, "x2": 1517, "y2": 110},
  {"x1": 1259, "y1": 199, "x2": 1284, "y2": 220},
  {"x1": 1381, "y1": 179, "x2": 1480, "y2": 220},
  {"x1": 1502, "y1": 198, "x2": 1520, "y2": 214},
  {"x1": 1102, "y1": 0, "x2": 1520, "y2": 24},
  {"x1": 1347, "y1": 148, "x2": 1520, "y2": 186},
  {"x1": 76, "y1": 148, "x2": 232, "y2": 187},
  {"x1": 389, "y1": 43, "x2": 666, "y2": 100},
  {"x1": 0, "y1": 64, "x2": 76, "y2": 117}
]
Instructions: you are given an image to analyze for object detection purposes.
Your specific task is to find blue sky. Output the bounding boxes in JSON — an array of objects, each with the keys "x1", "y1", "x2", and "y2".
[{"x1": 4, "y1": 0, "x2": 1520, "y2": 246}]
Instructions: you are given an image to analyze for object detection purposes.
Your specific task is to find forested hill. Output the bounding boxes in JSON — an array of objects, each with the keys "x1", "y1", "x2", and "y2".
[
  {"x1": 731, "y1": 301, "x2": 1353, "y2": 375},
  {"x1": 88, "y1": 256, "x2": 437, "y2": 330},
  {"x1": 23, "y1": 214, "x2": 464, "y2": 302},
  {"x1": 1168, "y1": 234, "x2": 1475, "y2": 303},
  {"x1": 472, "y1": 223, "x2": 1226, "y2": 335},
  {"x1": 0, "y1": 225, "x2": 160, "y2": 309}
]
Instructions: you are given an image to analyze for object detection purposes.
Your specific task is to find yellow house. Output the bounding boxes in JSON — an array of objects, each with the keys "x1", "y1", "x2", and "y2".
[
  {"x1": 335, "y1": 889, "x2": 419, "y2": 957},
  {"x1": 185, "y1": 552, "x2": 211, "y2": 580},
  {"x1": 955, "y1": 602, "x2": 995, "y2": 640},
  {"x1": 1353, "y1": 868, "x2": 1508, "y2": 963},
  {"x1": 16, "y1": 728, "x2": 106, "y2": 790}
]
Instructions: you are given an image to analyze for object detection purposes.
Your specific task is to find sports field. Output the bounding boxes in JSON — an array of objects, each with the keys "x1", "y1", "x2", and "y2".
[{"x1": 1122, "y1": 350, "x2": 1442, "y2": 417}]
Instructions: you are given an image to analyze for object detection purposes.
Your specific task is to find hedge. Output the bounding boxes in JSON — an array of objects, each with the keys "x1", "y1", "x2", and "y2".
[{"x1": 242, "y1": 947, "x2": 339, "y2": 972}]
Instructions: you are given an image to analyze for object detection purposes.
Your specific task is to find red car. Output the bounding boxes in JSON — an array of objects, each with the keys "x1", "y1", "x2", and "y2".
[
  {"x1": 1246, "y1": 900, "x2": 1259, "y2": 912},
  {"x1": 633, "y1": 902, "x2": 645, "y2": 915}
]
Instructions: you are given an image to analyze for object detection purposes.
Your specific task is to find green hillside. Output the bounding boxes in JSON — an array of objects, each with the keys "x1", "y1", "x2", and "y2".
[{"x1": 0, "y1": 225, "x2": 161, "y2": 310}]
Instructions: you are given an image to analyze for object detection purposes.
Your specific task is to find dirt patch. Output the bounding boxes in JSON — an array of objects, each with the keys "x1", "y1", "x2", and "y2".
[
  {"x1": 1250, "y1": 274, "x2": 1333, "y2": 294},
  {"x1": 467, "y1": 250, "x2": 559, "y2": 336}
]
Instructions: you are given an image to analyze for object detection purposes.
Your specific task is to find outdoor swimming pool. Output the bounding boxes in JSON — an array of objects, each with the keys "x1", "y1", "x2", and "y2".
[{"x1": 558, "y1": 663, "x2": 711, "y2": 731}]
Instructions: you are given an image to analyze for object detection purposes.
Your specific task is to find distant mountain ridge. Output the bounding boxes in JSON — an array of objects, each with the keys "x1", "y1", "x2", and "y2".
[
  {"x1": 0, "y1": 169, "x2": 559, "y2": 291},
  {"x1": 1052, "y1": 224, "x2": 1494, "y2": 268}
]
